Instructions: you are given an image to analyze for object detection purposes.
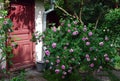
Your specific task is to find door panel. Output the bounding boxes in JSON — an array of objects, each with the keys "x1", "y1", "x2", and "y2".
[{"x1": 8, "y1": 0, "x2": 35, "y2": 71}]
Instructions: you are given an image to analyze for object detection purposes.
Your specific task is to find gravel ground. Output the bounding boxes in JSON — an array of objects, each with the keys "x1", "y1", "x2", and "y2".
[{"x1": 25, "y1": 69, "x2": 47, "y2": 81}]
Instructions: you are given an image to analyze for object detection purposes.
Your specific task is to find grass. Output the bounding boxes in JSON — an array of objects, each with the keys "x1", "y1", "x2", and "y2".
[{"x1": 0, "y1": 70, "x2": 26, "y2": 81}]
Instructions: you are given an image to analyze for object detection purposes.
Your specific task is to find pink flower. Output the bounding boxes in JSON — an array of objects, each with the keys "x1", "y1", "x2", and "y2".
[
  {"x1": 88, "y1": 32, "x2": 93, "y2": 36},
  {"x1": 56, "y1": 59, "x2": 60, "y2": 63},
  {"x1": 11, "y1": 43, "x2": 16, "y2": 47},
  {"x1": 1, "y1": 65, "x2": 5, "y2": 69},
  {"x1": 90, "y1": 63, "x2": 94, "y2": 68},
  {"x1": 68, "y1": 24, "x2": 71, "y2": 27},
  {"x1": 61, "y1": 22, "x2": 64, "y2": 26},
  {"x1": 105, "y1": 57, "x2": 110, "y2": 61},
  {"x1": 35, "y1": 33, "x2": 38, "y2": 37},
  {"x1": 4, "y1": 20, "x2": 8, "y2": 25},
  {"x1": 99, "y1": 42, "x2": 104, "y2": 46},
  {"x1": 104, "y1": 54, "x2": 108, "y2": 57},
  {"x1": 63, "y1": 71, "x2": 67, "y2": 75},
  {"x1": 89, "y1": 47, "x2": 93, "y2": 51},
  {"x1": 73, "y1": 21, "x2": 78, "y2": 24},
  {"x1": 105, "y1": 36, "x2": 109, "y2": 41},
  {"x1": 64, "y1": 46, "x2": 67, "y2": 50},
  {"x1": 94, "y1": 58, "x2": 97, "y2": 61},
  {"x1": 68, "y1": 70, "x2": 71, "y2": 73},
  {"x1": 49, "y1": 66, "x2": 52, "y2": 69},
  {"x1": 52, "y1": 26, "x2": 57, "y2": 32},
  {"x1": 99, "y1": 66, "x2": 103, "y2": 69},
  {"x1": 46, "y1": 60, "x2": 49, "y2": 63},
  {"x1": 87, "y1": 58, "x2": 90, "y2": 61},
  {"x1": 85, "y1": 54, "x2": 89, "y2": 58},
  {"x1": 52, "y1": 43, "x2": 56, "y2": 48},
  {"x1": 85, "y1": 37, "x2": 88, "y2": 40},
  {"x1": 74, "y1": 28, "x2": 77, "y2": 30},
  {"x1": 72, "y1": 31, "x2": 79, "y2": 36},
  {"x1": 69, "y1": 67, "x2": 72, "y2": 70},
  {"x1": 8, "y1": 29, "x2": 11, "y2": 32},
  {"x1": 97, "y1": 69, "x2": 100, "y2": 72},
  {"x1": 61, "y1": 65, "x2": 65, "y2": 70},
  {"x1": 69, "y1": 49, "x2": 74, "y2": 53},
  {"x1": 71, "y1": 58, "x2": 75, "y2": 61},
  {"x1": 83, "y1": 25, "x2": 87, "y2": 32},
  {"x1": 82, "y1": 37, "x2": 86, "y2": 41},
  {"x1": 55, "y1": 69, "x2": 60, "y2": 74},
  {"x1": 45, "y1": 50, "x2": 50, "y2": 56},
  {"x1": 67, "y1": 29, "x2": 71, "y2": 33},
  {"x1": 86, "y1": 42, "x2": 90, "y2": 46},
  {"x1": 62, "y1": 76, "x2": 65, "y2": 79}
]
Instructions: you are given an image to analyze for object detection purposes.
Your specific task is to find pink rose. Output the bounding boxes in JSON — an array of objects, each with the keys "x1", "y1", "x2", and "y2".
[
  {"x1": 46, "y1": 60, "x2": 49, "y2": 63},
  {"x1": 88, "y1": 32, "x2": 93, "y2": 36},
  {"x1": 90, "y1": 63, "x2": 94, "y2": 68},
  {"x1": 52, "y1": 43, "x2": 56, "y2": 48},
  {"x1": 89, "y1": 47, "x2": 93, "y2": 51},
  {"x1": 63, "y1": 71, "x2": 67, "y2": 75},
  {"x1": 61, "y1": 65, "x2": 65, "y2": 70},
  {"x1": 68, "y1": 24, "x2": 71, "y2": 27},
  {"x1": 73, "y1": 21, "x2": 78, "y2": 24},
  {"x1": 94, "y1": 58, "x2": 97, "y2": 61},
  {"x1": 45, "y1": 50, "x2": 50, "y2": 56},
  {"x1": 87, "y1": 58, "x2": 90, "y2": 61},
  {"x1": 56, "y1": 59, "x2": 60, "y2": 63},
  {"x1": 105, "y1": 57, "x2": 110, "y2": 61},
  {"x1": 61, "y1": 22, "x2": 64, "y2": 26},
  {"x1": 64, "y1": 46, "x2": 67, "y2": 50},
  {"x1": 99, "y1": 66, "x2": 103, "y2": 69},
  {"x1": 55, "y1": 69, "x2": 60, "y2": 74},
  {"x1": 82, "y1": 37, "x2": 86, "y2": 41},
  {"x1": 105, "y1": 36, "x2": 109, "y2": 41},
  {"x1": 104, "y1": 54, "x2": 108, "y2": 57},
  {"x1": 69, "y1": 49, "x2": 74, "y2": 53},
  {"x1": 85, "y1": 54, "x2": 89, "y2": 58},
  {"x1": 83, "y1": 25, "x2": 87, "y2": 32},
  {"x1": 4, "y1": 20, "x2": 8, "y2": 25},
  {"x1": 67, "y1": 29, "x2": 71, "y2": 33},
  {"x1": 99, "y1": 42, "x2": 104, "y2": 46},
  {"x1": 52, "y1": 26, "x2": 57, "y2": 32},
  {"x1": 72, "y1": 31, "x2": 79, "y2": 36},
  {"x1": 68, "y1": 70, "x2": 71, "y2": 73},
  {"x1": 1, "y1": 65, "x2": 5, "y2": 69},
  {"x1": 62, "y1": 76, "x2": 65, "y2": 79},
  {"x1": 86, "y1": 42, "x2": 90, "y2": 46}
]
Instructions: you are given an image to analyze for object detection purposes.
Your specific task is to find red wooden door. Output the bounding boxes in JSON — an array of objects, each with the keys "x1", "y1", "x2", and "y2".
[{"x1": 8, "y1": 0, "x2": 35, "y2": 71}]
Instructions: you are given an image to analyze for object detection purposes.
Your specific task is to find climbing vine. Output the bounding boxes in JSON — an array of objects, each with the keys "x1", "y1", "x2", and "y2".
[{"x1": 0, "y1": 0, "x2": 13, "y2": 76}]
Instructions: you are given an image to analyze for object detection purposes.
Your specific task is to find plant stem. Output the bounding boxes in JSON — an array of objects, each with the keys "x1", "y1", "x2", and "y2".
[
  {"x1": 79, "y1": 0, "x2": 84, "y2": 25},
  {"x1": 55, "y1": 3, "x2": 72, "y2": 16}
]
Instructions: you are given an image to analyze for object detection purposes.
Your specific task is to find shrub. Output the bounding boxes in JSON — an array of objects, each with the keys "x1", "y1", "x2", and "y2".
[{"x1": 32, "y1": 16, "x2": 117, "y2": 79}]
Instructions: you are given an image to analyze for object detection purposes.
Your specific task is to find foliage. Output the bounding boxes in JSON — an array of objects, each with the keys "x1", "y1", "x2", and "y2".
[
  {"x1": 101, "y1": 8, "x2": 120, "y2": 50},
  {"x1": 103, "y1": 8, "x2": 120, "y2": 37},
  {"x1": 114, "y1": 55, "x2": 120, "y2": 70},
  {"x1": 32, "y1": 16, "x2": 117, "y2": 79},
  {"x1": 0, "y1": 5, "x2": 13, "y2": 74},
  {"x1": 44, "y1": 70, "x2": 82, "y2": 81},
  {"x1": 10, "y1": 71, "x2": 26, "y2": 81}
]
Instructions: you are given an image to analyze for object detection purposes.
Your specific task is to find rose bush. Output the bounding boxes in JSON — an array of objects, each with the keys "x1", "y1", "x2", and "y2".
[{"x1": 32, "y1": 16, "x2": 117, "y2": 79}]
